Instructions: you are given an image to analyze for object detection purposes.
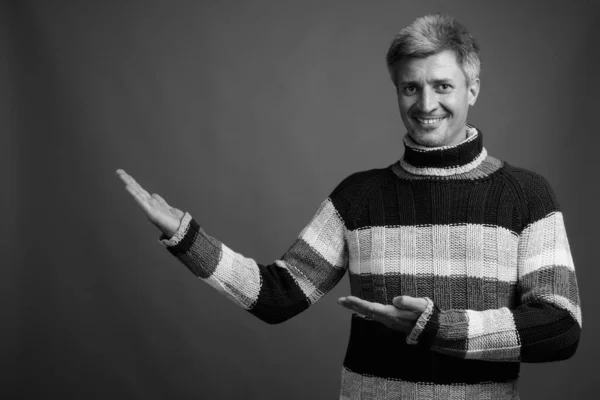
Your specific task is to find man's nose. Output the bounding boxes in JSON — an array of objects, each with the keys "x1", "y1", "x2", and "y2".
[{"x1": 417, "y1": 89, "x2": 437, "y2": 113}]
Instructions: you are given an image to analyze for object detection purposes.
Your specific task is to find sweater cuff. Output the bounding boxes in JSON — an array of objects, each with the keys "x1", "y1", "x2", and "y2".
[
  {"x1": 406, "y1": 297, "x2": 435, "y2": 345},
  {"x1": 158, "y1": 212, "x2": 193, "y2": 247}
]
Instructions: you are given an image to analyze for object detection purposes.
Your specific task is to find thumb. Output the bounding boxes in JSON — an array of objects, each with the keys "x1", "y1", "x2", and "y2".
[{"x1": 392, "y1": 295, "x2": 428, "y2": 312}]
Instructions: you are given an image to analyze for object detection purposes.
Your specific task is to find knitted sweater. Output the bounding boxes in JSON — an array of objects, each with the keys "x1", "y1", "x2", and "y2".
[{"x1": 159, "y1": 126, "x2": 581, "y2": 399}]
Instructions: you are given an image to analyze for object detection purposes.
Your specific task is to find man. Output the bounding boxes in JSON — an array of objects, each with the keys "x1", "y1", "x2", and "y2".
[{"x1": 117, "y1": 14, "x2": 581, "y2": 399}]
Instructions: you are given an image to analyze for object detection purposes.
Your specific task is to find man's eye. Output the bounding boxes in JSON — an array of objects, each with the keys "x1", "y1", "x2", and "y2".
[
  {"x1": 438, "y1": 84, "x2": 452, "y2": 91},
  {"x1": 403, "y1": 86, "x2": 417, "y2": 94}
]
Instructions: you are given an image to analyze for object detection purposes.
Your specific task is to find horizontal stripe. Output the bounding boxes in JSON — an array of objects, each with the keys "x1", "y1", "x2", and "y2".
[
  {"x1": 277, "y1": 238, "x2": 347, "y2": 304},
  {"x1": 391, "y1": 155, "x2": 503, "y2": 181},
  {"x1": 248, "y1": 262, "x2": 309, "y2": 324},
  {"x1": 298, "y1": 198, "x2": 347, "y2": 268},
  {"x1": 465, "y1": 308, "x2": 520, "y2": 361},
  {"x1": 519, "y1": 212, "x2": 574, "y2": 277},
  {"x1": 512, "y1": 302, "x2": 581, "y2": 362},
  {"x1": 164, "y1": 219, "x2": 263, "y2": 309},
  {"x1": 206, "y1": 242, "x2": 261, "y2": 309},
  {"x1": 401, "y1": 125, "x2": 483, "y2": 170},
  {"x1": 340, "y1": 367, "x2": 519, "y2": 400},
  {"x1": 400, "y1": 148, "x2": 488, "y2": 177},
  {"x1": 343, "y1": 314, "x2": 520, "y2": 384},
  {"x1": 275, "y1": 260, "x2": 323, "y2": 304},
  {"x1": 348, "y1": 180, "x2": 520, "y2": 230},
  {"x1": 163, "y1": 216, "x2": 223, "y2": 279},
  {"x1": 535, "y1": 294, "x2": 582, "y2": 328},
  {"x1": 520, "y1": 265, "x2": 580, "y2": 309},
  {"x1": 348, "y1": 273, "x2": 519, "y2": 311},
  {"x1": 347, "y1": 224, "x2": 519, "y2": 281}
]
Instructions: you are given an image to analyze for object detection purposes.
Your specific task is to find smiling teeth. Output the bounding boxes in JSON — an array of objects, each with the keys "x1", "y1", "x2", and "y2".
[{"x1": 417, "y1": 117, "x2": 445, "y2": 124}]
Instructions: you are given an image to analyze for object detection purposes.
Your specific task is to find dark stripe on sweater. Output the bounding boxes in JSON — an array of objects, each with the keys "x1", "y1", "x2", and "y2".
[
  {"x1": 424, "y1": 308, "x2": 469, "y2": 356},
  {"x1": 167, "y1": 220, "x2": 222, "y2": 279},
  {"x1": 505, "y1": 164, "x2": 560, "y2": 225},
  {"x1": 342, "y1": 314, "x2": 520, "y2": 384},
  {"x1": 403, "y1": 131, "x2": 483, "y2": 169},
  {"x1": 346, "y1": 177, "x2": 521, "y2": 232},
  {"x1": 166, "y1": 218, "x2": 202, "y2": 256},
  {"x1": 513, "y1": 303, "x2": 580, "y2": 362},
  {"x1": 349, "y1": 273, "x2": 518, "y2": 311},
  {"x1": 248, "y1": 263, "x2": 310, "y2": 324},
  {"x1": 520, "y1": 266, "x2": 580, "y2": 307},
  {"x1": 282, "y1": 237, "x2": 347, "y2": 296}
]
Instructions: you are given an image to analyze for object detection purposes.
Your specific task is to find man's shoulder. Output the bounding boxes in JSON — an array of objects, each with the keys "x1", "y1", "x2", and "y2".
[
  {"x1": 500, "y1": 162, "x2": 556, "y2": 196},
  {"x1": 326, "y1": 167, "x2": 394, "y2": 221},
  {"x1": 330, "y1": 166, "x2": 393, "y2": 198},
  {"x1": 499, "y1": 161, "x2": 560, "y2": 219}
]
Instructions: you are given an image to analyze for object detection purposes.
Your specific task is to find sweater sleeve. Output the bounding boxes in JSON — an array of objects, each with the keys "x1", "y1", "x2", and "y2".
[
  {"x1": 407, "y1": 172, "x2": 581, "y2": 362},
  {"x1": 157, "y1": 195, "x2": 349, "y2": 324}
]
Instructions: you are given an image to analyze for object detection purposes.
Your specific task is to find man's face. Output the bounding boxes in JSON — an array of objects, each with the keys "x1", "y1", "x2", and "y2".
[{"x1": 395, "y1": 50, "x2": 480, "y2": 147}]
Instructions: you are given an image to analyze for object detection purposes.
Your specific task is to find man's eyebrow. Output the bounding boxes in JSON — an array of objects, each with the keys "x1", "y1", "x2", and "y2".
[
  {"x1": 431, "y1": 78, "x2": 453, "y2": 84},
  {"x1": 399, "y1": 79, "x2": 419, "y2": 86},
  {"x1": 398, "y1": 78, "x2": 454, "y2": 85}
]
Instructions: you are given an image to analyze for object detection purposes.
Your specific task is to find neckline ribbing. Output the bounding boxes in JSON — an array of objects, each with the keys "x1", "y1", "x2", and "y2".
[{"x1": 399, "y1": 125, "x2": 487, "y2": 177}]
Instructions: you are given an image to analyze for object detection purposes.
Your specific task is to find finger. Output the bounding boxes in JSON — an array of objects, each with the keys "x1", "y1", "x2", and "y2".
[
  {"x1": 391, "y1": 308, "x2": 421, "y2": 321},
  {"x1": 338, "y1": 296, "x2": 371, "y2": 315},
  {"x1": 120, "y1": 172, "x2": 151, "y2": 198},
  {"x1": 116, "y1": 169, "x2": 136, "y2": 186},
  {"x1": 340, "y1": 296, "x2": 374, "y2": 312},
  {"x1": 126, "y1": 184, "x2": 152, "y2": 204},
  {"x1": 339, "y1": 296, "x2": 390, "y2": 319},
  {"x1": 151, "y1": 193, "x2": 169, "y2": 207},
  {"x1": 117, "y1": 171, "x2": 148, "y2": 196},
  {"x1": 124, "y1": 184, "x2": 153, "y2": 214},
  {"x1": 392, "y1": 295, "x2": 428, "y2": 312}
]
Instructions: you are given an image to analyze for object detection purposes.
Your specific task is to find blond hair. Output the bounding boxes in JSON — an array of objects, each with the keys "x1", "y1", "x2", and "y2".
[{"x1": 386, "y1": 14, "x2": 481, "y2": 86}]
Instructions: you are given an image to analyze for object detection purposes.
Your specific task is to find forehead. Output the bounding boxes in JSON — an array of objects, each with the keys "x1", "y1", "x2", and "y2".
[{"x1": 395, "y1": 50, "x2": 465, "y2": 84}]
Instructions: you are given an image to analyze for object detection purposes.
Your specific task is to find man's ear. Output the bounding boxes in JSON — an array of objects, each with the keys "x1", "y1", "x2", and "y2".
[{"x1": 468, "y1": 78, "x2": 480, "y2": 106}]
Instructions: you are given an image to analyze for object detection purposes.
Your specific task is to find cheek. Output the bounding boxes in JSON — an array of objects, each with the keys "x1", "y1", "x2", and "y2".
[
  {"x1": 443, "y1": 92, "x2": 469, "y2": 115},
  {"x1": 439, "y1": 97, "x2": 462, "y2": 117},
  {"x1": 397, "y1": 98, "x2": 412, "y2": 116}
]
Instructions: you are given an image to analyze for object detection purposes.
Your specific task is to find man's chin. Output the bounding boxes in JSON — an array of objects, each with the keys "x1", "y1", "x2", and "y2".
[{"x1": 408, "y1": 129, "x2": 447, "y2": 148}]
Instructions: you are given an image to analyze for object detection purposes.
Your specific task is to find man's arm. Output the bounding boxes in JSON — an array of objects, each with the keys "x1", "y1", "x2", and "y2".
[
  {"x1": 406, "y1": 173, "x2": 581, "y2": 362},
  {"x1": 159, "y1": 198, "x2": 348, "y2": 324},
  {"x1": 116, "y1": 169, "x2": 349, "y2": 325}
]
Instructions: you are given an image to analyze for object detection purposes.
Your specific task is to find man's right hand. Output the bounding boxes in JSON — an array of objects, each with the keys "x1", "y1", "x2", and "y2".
[{"x1": 116, "y1": 169, "x2": 185, "y2": 239}]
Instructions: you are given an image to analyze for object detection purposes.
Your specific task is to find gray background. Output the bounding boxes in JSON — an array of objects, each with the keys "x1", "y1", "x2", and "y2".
[{"x1": 4, "y1": 0, "x2": 599, "y2": 399}]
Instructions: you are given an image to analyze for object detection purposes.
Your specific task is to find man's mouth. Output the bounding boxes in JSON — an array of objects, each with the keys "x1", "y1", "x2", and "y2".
[{"x1": 414, "y1": 116, "x2": 447, "y2": 125}]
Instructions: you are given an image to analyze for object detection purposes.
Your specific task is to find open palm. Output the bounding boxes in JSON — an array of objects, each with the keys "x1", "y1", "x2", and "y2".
[{"x1": 116, "y1": 169, "x2": 184, "y2": 238}]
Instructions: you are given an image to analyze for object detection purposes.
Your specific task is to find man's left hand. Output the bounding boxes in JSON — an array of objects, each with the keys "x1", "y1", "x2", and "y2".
[{"x1": 337, "y1": 295, "x2": 428, "y2": 334}]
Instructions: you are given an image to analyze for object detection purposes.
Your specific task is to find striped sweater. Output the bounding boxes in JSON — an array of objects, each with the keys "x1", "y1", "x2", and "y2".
[{"x1": 159, "y1": 126, "x2": 581, "y2": 399}]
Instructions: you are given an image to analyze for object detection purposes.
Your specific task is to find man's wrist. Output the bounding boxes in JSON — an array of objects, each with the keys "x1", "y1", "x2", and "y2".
[
  {"x1": 159, "y1": 212, "x2": 193, "y2": 246},
  {"x1": 406, "y1": 297, "x2": 435, "y2": 345}
]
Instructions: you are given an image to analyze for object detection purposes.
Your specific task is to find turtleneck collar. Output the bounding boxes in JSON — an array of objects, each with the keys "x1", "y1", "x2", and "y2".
[{"x1": 399, "y1": 125, "x2": 487, "y2": 177}]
